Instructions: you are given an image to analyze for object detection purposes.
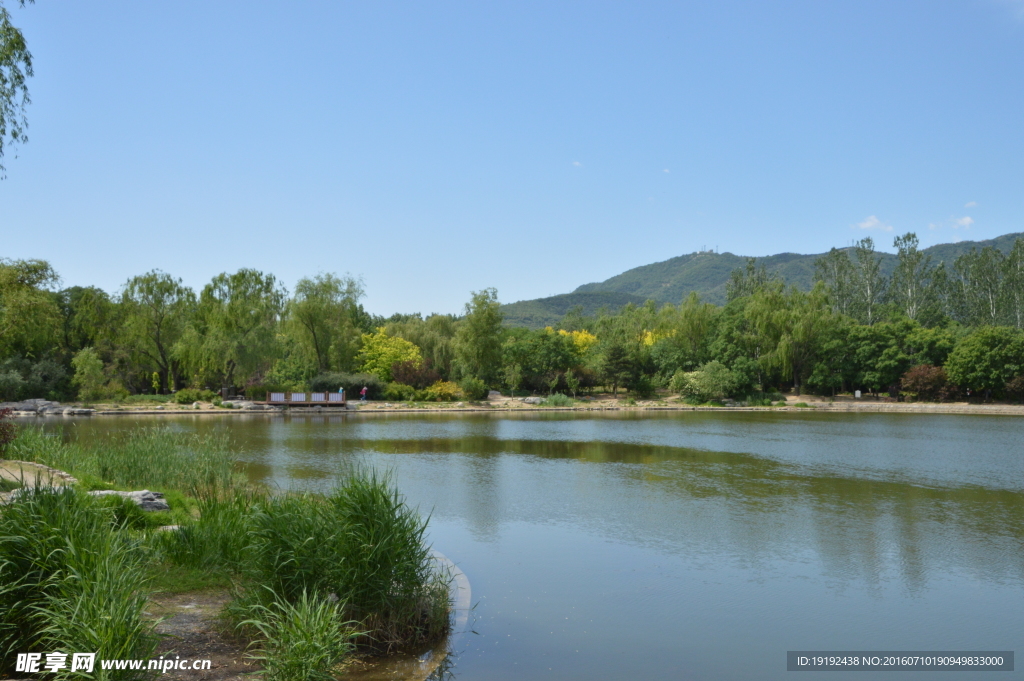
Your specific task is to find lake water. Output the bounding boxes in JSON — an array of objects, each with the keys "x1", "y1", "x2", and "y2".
[{"x1": 37, "y1": 411, "x2": 1024, "y2": 680}]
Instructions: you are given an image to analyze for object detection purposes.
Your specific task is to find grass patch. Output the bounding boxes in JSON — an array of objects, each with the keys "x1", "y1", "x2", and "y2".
[
  {"x1": 121, "y1": 394, "x2": 174, "y2": 405},
  {"x1": 0, "y1": 478, "x2": 22, "y2": 492},
  {"x1": 147, "y1": 562, "x2": 234, "y2": 594}
]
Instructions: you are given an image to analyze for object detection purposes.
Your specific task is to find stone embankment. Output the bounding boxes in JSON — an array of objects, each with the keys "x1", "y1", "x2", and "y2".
[{"x1": 0, "y1": 399, "x2": 94, "y2": 416}]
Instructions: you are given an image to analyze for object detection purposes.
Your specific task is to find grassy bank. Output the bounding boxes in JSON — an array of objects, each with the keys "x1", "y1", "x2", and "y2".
[{"x1": 0, "y1": 426, "x2": 452, "y2": 681}]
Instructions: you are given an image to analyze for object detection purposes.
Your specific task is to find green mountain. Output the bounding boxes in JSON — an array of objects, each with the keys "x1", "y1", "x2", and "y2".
[{"x1": 500, "y1": 232, "x2": 1024, "y2": 328}]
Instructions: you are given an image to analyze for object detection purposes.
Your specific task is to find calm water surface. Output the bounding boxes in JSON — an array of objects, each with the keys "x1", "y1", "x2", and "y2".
[{"x1": 41, "y1": 412, "x2": 1024, "y2": 680}]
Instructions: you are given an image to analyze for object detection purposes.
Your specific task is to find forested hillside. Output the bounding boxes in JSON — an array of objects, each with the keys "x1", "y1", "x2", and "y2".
[{"x1": 501, "y1": 232, "x2": 1024, "y2": 327}]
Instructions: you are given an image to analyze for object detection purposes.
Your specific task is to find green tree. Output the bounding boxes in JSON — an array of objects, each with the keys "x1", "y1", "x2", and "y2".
[
  {"x1": 71, "y1": 347, "x2": 105, "y2": 401},
  {"x1": 1001, "y1": 238, "x2": 1024, "y2": 329},
  {"x1": 121, "y1": 271, "x2": 196, "y2": 393},
  {"x1": 0, "y1": 258, "x2": 60, "y2": 357},
  {"x1": 851, "y1": 237, "x2": 886, "y2": 325},
  {"x1": 945, "y1": 326, "x2": 1024, "y2": 395},
  {"x1": 747, "y1": 285, "x2": 832, "y2": 395},
  {"x1": 726, "y1": 258, "x2": 779, "y2": 302},
  {"x1": 890, "y1": 232, "x2": 935, "y2": 322},
  {"x1": 356, "y1": 328, "x2": 423, "y2": 382},
  {"x1": 287, "y1": 273, "x2": 365, "y2": 373},
  {"x1": 54, "y1": 286, "x2": 117, "y2": 357},
  {"x1": 176, "y1": 269, "x2": 286, "y2": 390},
  {"x1": 0, "y1": 0, "x2": 33, "y2": 177},
  {"x1": 454, "y1": 288, "x2": 504, "y2": 384},
  {"x1": 814, "y1": 247, "x2": 856, "y2": 316},
  {"x1": 950, "y1": 247, "x2": 1004, "y2": 326}
]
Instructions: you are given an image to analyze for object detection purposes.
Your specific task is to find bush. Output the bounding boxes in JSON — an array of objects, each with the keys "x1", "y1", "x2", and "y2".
[
  {"x1": 671, "y1": 361, "x2": 739, "y2": 402},
  {"x1": 422, "y1": 380, "x2": 461, "y2": 402},
  {"x1": 390, "y1": 359, "x2": 441, "y2": 390},
  {"x1": 1007, "y1": 374, "x2": 1024, "y2": 404},
  {"x1": 383, "y1": 383, "x2": 416, "y2": 402},
  {"x1": 901, "y1": 364, "x2": 954, "y2": 402},
  {"x1": 542, "y1": 393, "x2": 573, "y2": 407},
  {"x1": 309, "y1": 373, "x2": 385, "y2": 400},
  {"x1": 631, "y1": 374, "x2": 656, "y2": 399},
  {"x1": 173, "y1": 388, "x2": 218, "y2": 404},
  {"x1": 458, "y1": 376, "x2": 488, "y2": 401},
  {"x1": 0, "y1": 408, "x2": 16, "y2": 454}
]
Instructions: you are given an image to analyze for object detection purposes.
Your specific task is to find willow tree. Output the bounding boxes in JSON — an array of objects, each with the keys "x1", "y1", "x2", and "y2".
[
  {"x1": 454, "y1": 288, "x2": 504, "y2": 384},
  {"x1": 747, "y1": 284, "x2": 833, "y2": 395},
  {"x1": 0, "y1": 0, "x2": 33, "y2": 176},
  {"x1": 120, "y1": 271, "x2": 196, "y2": 393},
  {"x1": 177, "y1": 269, "x2": 286, "y2": 390},
  {"x1": 286, "y1": 273, "x2": 364, "y2": 373}
]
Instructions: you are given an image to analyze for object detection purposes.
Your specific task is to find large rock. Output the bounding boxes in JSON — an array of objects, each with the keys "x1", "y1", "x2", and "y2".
[
  {"x1": 523, "y1": 397, "x2": 544, "y2": 405},
  {"x1": 89, "y1": 490, "x2": 170, "y2": 511},
  {"x1": 487, "y1": 390, "x2": 503, "y2": 399}
]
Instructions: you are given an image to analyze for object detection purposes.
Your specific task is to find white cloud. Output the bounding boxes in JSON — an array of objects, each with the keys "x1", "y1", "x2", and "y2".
[
  {"x1": 572, "y1": 161, "x2": 582, "y2": 167},
  {"x1": 662, "y1": 168, "x2": 670, "y2": 173},
  {"x1": 928, "y1": 223, "x2": 939, "y2": 230},
  {"x1": 954, "y1": 216, "x2": 974, "y2": 229},
  {"x1": 965, "y1": 201, "x2": 977, "y2": 208},
  {"x1": 854, "y1": 215, "x2": 893, "y2": 232}
]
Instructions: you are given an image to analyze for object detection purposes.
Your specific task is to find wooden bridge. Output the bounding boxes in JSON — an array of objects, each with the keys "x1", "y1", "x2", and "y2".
[{"x1": 262, "y1": 391, "x2": 347, "y2": 407}]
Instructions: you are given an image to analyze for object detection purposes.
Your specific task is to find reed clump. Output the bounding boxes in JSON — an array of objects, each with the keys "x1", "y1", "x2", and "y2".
[{"x1": 0, "y1": 486, "x2": 157, "y2": 680}]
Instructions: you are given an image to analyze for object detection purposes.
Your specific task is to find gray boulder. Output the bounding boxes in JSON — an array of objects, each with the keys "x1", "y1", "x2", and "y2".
[
  {"x1": 523, "y1": 397, "x2": 544, "y2": 405},
  {"x1": 89, "y1": 490, "x2": 170, "y2": 512}
]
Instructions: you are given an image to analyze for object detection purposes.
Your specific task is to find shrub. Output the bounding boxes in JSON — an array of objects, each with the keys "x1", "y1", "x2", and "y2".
[
  {"x1": 356, "y1": 330, "x2": 423, "y2": 382},
  {"x1": 1007, "y1": 374, "x2": 1024, "y2": 404},
  {"x1": 631, "y1": 374, "x2": 656, "y2": 399},
  {"x1": 390, "y1": 358, "x2": 441, "y2": 390},
  {"x1": 173, "y1": 388, "x2": 218, "y2": 404},
  {"x1": 422, "y1": 380, "x2": 461, "y2": 402},
  {"x1": 671, "y1": 361, "x2": 739, "y2": 402},
  {"x1": 542, "y1": 393, "x2": 573, "y2": 407},
  {"x1": 309, "y1": 373, "x2": 385, "y2": 400},
  {"x1": 0, "y1": 408, "x2": 16, "y2": 454},
  {"x1": 901, "y1": 364, "x2": 953, "y2": 402},
  {"x1": 458, "y1": 376, "x2": 488, "y2": 401},
  {"x1": 383, "y1": 383, "x2": 417, "y2": 402}
]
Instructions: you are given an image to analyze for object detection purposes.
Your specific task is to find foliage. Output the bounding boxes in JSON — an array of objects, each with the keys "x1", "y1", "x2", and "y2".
[
  {"x1": 0, "y1": 0, "x2": 33, "y2": 177},
  {"x1": 9, "y1": 426, "x2": 240, "y2": 497},
  {"x1": 308, "y1": 372, "x2": 384, "y2": 400},
  {"x1": 0, "y1": 356, "x2": 67, "y2": 401},
  {"x1": 0, "y1": 407, "x2": 15, "y2": 452},
  {"x1": 287, "y1": 273, "x2": 365, "y2": 374},
  {"x1": 542, "y1": 393, "x2": 573, "y2": 407},
  {"x1": 240, "y1": 589, "x2": 357, "y2": 681},
  {"x1": 173, "y1": 388, "x2": 217, "y2": 404},
  {"x1": 383, "y1": 382, "x2": 416, "y2": 402},
  {"x1": 944, "y1": 326, "x2": 1024, "y2": 394},
  {"x1": 390, "y1": 357, "x2": 441, "y2": 389},
  {"x1": 71, "y1": 347, "x2": 106, "y2": 401},
  {"x1": 357, "y1": 329, "x2": 422, "y2": 382},
  {"x1": 422, "y1": 380, "x2": 461, "y2": 402},
  {"x1": 120, "y1": 270, "x2": 195, "y2": 393},
  {"x1": 0, "y1": 487, "x2": 157, "y2": 678},
  {"x1": 901, "y1": 364, "x2": 953, "y2": 402},
  {"x1": 454, "y1": 288, "x2": 504, "y2": 383},
  {"x1": 671, "y1": 361, "x2": 739, "y2": 402},
  {"x1": 176, "y1": 269, "x2": 287, "y2": 389},
  {"x1": 0, "y1": 259, "x2": 60, "y2": 357},
  {"x1": 1005, "y1": 374, "x2": 1024, "y2": 404},
  {"x1": 458, "y1": 376, "x2": 487, "y2": 400}
]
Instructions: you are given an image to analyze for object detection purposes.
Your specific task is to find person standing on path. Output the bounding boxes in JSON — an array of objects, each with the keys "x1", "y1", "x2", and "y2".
[{"x1": 360, "y1": 386, "x2": 368, "y2": 402}]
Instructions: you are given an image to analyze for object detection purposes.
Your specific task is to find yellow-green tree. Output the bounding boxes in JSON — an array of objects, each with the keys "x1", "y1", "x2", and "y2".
[{"x1": 357, "y1": 329, "x2": 422, "y2": 382}]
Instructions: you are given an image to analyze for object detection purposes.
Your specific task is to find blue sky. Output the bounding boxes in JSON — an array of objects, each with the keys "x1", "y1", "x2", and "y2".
[{"x1": 3, "y1": 1, "x2": 1023, "y2": 315}]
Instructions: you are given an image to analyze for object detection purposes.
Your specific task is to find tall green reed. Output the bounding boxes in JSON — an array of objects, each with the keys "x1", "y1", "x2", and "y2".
[
  {"x1": 0, "y1": 486, "x2": 157, "y2": 680},
  {"x1": 8, "y1": 426, "x2": 241, "y2": 496}
]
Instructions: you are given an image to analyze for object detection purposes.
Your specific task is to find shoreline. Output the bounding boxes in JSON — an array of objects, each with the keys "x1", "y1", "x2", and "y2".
[{"x1": 11, "y1": 400, "x2": 1024, "y2": 418}]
